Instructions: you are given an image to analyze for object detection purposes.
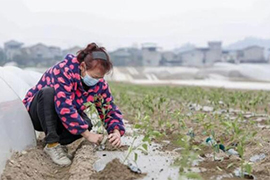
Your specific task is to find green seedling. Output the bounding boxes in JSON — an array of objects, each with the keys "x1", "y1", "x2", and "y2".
[
  {"x1": 122, "y1": 132, "x2": 148, "y2": 164},
  {"x1": 174, "y1": 134, "x2": 202, "y2": 180}
]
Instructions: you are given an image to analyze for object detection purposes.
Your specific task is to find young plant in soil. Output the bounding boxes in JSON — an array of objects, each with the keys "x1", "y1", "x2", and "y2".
[
  {"x1": 174, "y1": 133, "x2": 202, "y2": 180},
  {"x1": 122, "y1": 131, "x2": 148, "y2": 165},
  {"x1": 236, "y1": 130, "x2": 256, "y2": 178}
]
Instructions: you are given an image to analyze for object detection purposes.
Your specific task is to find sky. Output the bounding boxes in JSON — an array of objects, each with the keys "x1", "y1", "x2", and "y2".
[{"x1": 0, "y1": 0, "x2": 269, "y2": 51}]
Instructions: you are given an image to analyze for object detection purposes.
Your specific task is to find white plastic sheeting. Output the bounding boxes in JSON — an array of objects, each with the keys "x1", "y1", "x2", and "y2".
[
  {"x1": 211, "y1": 63, "x2": 270, "y2": 82},
  {"x1": 107, "y1": 63, "x2": 270, "y2": 83},
  {"x1": 0, "y1": 66, "x2": 42, "y2": 100},
  {"x1": 0, "y1": 66, "x2": 42, "y2": 176},
  {"x1": 237, "y1": 64, "x2": 270, "y2": 82}
]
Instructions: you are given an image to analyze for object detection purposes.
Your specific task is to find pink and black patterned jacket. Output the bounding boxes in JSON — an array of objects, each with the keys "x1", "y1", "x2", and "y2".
[{"x1": 23, "y1": 54, "x2": 125, "y2": 136}]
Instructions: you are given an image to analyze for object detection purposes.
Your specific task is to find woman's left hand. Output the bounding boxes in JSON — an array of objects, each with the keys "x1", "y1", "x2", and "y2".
[{"x1": 108, "y1": 129, "x2": 121, "y2": 148}]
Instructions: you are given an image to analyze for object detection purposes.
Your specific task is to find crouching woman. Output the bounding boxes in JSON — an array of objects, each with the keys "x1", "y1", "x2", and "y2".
[{"x1": 23, "y1": 43, "x2": 125, "y2": 166}]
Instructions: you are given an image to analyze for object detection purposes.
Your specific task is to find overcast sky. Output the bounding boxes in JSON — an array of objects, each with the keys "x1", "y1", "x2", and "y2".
[{"x1": 0, "y1": 0, "x2": 269, "y2": 51}]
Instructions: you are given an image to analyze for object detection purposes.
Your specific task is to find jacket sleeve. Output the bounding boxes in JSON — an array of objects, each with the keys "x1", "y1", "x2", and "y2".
[
  {"x1": 53, "y1": 67, "x2": 89, "y2": 135},
  {"x1": 95, "y1": 81, "x2": 125, "y2": 136}
]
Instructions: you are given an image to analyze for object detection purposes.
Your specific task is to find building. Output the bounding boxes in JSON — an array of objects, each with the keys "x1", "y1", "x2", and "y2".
[
  {"x1": 26, "y1": 43, "x2": 62, "y2": 60},
  {"x1": 110, "y1": 47, "x2": 142, "y2": 66},
  {"x1": 162, "y1": 51, "x2": 175, "y2": 61},
  {"x1": 221, "y1": 50, "x2": 238, "y2": 63},
  {"x1": 110, "y1": 48, "x2": 131, "y2": 66},
  {"x1": 160, "y1": 51, "x2": 182, "y2": 66},
  {"x1": 222, "y1": 46, "x2": 265, "y2": 64},
  {"x1": 4, "y1": 40, "x2": 24, "y2": 61},
  {"x1": 206, "y1": 42, "x2": 222, "y2": 64},
  {"x1": 142, "y1": 43, "x2": 162, "y2": 66},
  {"x1": 180, "y1": 49, "x2": 205, "y2": 67},
  {"x1": 128, "y1": 47, "x2": 143, "y2": 66},
  {"x1": 29, "y1": 43, "x2": 52, "y2": 59},
  {"x1": 179, "y1": 41, "x2": 222, "y2": 67},
  {"x1": 0, "y1": 47, "x2": 5, "y2": 65},
  {"x1": 238, "y1": 46, "x2": 265, "y2": 63}
]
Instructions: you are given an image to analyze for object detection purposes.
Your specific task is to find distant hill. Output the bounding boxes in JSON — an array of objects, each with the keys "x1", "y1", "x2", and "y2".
[{"x1": 226, "y1": 37, "x2": 270, "y2": 58}]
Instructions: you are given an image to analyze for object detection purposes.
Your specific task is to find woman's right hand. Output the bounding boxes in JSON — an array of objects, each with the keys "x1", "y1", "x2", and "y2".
[{"x1": 82, "y1": 130, "x2": 103, "y2": 145}]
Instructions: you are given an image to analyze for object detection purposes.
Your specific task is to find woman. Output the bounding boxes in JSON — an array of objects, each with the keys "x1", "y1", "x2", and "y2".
[{"x1": 23, "y1": 43, "x2": 125, "y2": 166}]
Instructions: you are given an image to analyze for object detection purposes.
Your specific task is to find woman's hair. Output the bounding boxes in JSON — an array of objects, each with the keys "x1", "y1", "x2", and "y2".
[{"x1": 77, "y1": 43, "x2": 113, "y2": 74}]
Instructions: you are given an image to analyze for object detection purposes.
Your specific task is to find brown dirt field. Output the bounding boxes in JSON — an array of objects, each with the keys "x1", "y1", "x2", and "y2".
[
  {"x1": 91, "y1": 158, "x2": 146, "y2": 180},
  {"x1": 1, "y1": 135, "x2": 138, "y2": 180}
]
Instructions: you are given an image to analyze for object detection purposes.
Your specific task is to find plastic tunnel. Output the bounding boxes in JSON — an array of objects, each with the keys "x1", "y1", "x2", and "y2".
[{"x1": 0, "y1": 65, "x2": 41, "y2": 176}]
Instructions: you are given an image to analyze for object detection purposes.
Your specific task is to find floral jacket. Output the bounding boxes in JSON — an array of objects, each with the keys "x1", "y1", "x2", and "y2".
[{"x1": 23, "y1": 54, "x2": 125, "y2": 136}]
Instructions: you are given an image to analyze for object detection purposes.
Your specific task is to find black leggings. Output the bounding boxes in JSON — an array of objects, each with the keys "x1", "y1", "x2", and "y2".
[{"x1": 28, "y1": 87, "x2": 92, "y2": 145}]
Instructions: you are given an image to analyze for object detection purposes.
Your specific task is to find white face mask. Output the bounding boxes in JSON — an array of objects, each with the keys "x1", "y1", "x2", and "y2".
[
  {"x1": 81, "y1": 64, "x2": 102, "y2": 86},
  {"x1": 82, "y1": 73, "x2": 99, "y2": 86}
]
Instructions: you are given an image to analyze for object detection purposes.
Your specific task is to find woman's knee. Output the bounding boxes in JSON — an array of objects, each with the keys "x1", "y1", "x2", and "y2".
[
  {"x1": 35, "y1": 86, "x2": 55, "y2": 107},
  {"x1": 37, "y1": 87, "x2": 55, "y2": 102},
  {"x1": 40, "y1": 87, "x2": 55, "y2": 98}
]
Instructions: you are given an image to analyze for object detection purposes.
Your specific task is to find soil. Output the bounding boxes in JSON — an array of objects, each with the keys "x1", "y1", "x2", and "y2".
[
  {"x1": 198, "y1": 158, "x2": 240, "y2": 179},
  {"x1": 68, "y1": 141, "x2": 97, "y2": 180},
  {"x1": 156, "y1": 139, "x2": 180, "y2": 152},
  {"x1": 1, "y1": 148, "x2": 70, "y2": 180},
  {"x1": 104, "y1": 142, "x2": 129, "y2": 151},
  {"x1": 1, "y1": 134, "x2": 143, "y2": 180},
  {"x1": 91, "y1": 158, "x2": 146, "y2": 180},
  {"x1": 1, "y1": 135, "x2": 97, "y2": 180}
]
